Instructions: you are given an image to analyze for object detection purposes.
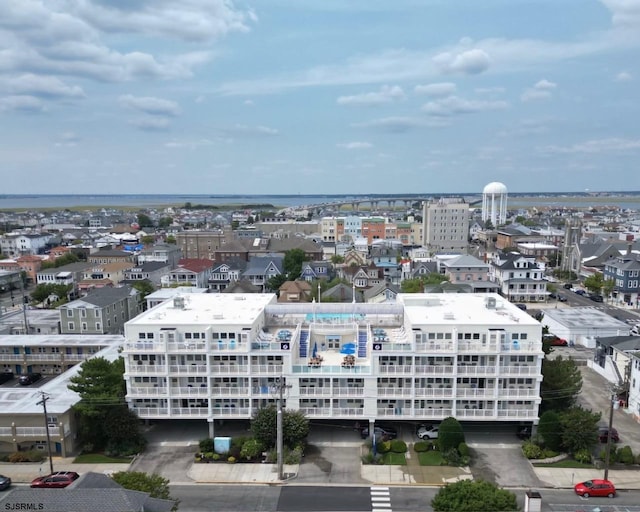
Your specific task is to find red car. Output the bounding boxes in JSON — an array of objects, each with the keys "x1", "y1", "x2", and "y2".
[
  {"x1": 30, "y1": 471, "x2": 79, "y2": 488},
  {"x1": 574, "y1": 479, "x2": 616, "y2": 498},
  {"x1": 543, "y1": 334, "x2": 568, "y2": 346}
]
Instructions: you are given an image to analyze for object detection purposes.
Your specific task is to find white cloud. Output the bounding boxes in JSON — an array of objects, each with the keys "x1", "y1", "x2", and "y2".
[
  {"x1": 600, "y1": 0, "x2": 640, "y2": 27},
  {"x1": 165, "y1": 138, "x2": 215, "y2": 149},
  {"x1": 432, "y1": 49, "x2": 491, "y2": 74},
  {"x1": 243, "y1": 99, "x2": 255, "y2": 106},
  {"x1": 541, "y1": 137, "x2": 640, "y2": 154},
  {"x1": 422, "y1": 96, "x2": 508, "y2": 116},
  {"x1": 0, "y1": 94, "x2": 47, "y2": 112},
  {"x1": 221, "y1": 124, "x2": 279, "y2": 137},
  {"x1": 475, "y1": 86, "x2": 506, "y2": 94},
  {"x1": 352, "y1": 116, "x2": 449, "y2": 132},
  {"x1": 337, "y1": 141, "x2": 373, "y2": 149},
  {"x1": 54, "y1": 131, "x2": 80, "y2": 147},
  {"x1": 414, "y1": 82, "x2": 456, "y2": 97},
  {"x1": 119, "y1": 94, "x2": 181, "y2": 116},
  {"x1": 615, "y1": 71, "x2": 632, "y2": 82},
  {"x1": 128, "y1": 116, "x2": 171, "y2": 131},
  {"x1": 5, "y1": 74, "x2": 85, "y2": 99},
  {"x1": 521, "y1": 79, "x2": 557, "y2": 102},
  {"x1": 337, "y1": 85, "x2": 405, "y2": 106}
]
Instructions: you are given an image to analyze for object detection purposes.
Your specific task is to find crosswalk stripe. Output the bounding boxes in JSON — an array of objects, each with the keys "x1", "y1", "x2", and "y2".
[{"x1": 371, "y1": 486, "x2": 391, "y2": 512}]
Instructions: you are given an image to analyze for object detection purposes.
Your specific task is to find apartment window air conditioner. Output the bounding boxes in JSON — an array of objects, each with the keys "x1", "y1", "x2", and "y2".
[{"x1": 47, "y1": 424, "x2": 57, "y2": 429}]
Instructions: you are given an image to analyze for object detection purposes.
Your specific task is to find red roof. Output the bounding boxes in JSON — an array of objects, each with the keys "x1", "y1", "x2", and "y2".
[{"x1": 178, "y1": 258, "x2": 214, "y2": 273}]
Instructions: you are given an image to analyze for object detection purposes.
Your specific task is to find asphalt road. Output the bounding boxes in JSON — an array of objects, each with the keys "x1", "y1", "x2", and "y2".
[{"x1": 170, "y1": 484, "x2": 640, "y2": 512}]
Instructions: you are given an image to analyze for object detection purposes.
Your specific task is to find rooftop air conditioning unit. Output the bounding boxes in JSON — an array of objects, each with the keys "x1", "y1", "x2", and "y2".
[{"x1": 485, "y1": 297, "x2": 497, "y2": 309}]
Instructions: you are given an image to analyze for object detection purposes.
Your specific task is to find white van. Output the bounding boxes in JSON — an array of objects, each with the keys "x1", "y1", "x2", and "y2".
[{"x1": 631, "y1": 325, "x2": 640, "y2": 336}]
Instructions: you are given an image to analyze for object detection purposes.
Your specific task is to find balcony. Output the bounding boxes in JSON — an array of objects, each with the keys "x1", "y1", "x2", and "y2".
[
  {"x1": 15, "y1": 426, "x2": 61, "y2": 437},
  {"x1": 498, "y1": 388, "x2": 539, "y2": 398},
  {"x1": 456, "y1": 388, "x2": 496, "y2": 399},
  {"x1": 332, "y1": 407, "x2": 365, "y2": 417},
  {"x1": 64, "y1": 354, "x2": 90, "y2": 362},
  {"x1": 499, "y1": 366, "x2": 539, "y2": 376},
  {"x1": 333, "y1": 387, "x2": 365, "y2": 397},
  {"x1": 24, "y1": 354, "x2": 62, "y2": 361},
  {"x1": 415, "y1": 342, "x2": 455, "y2": 353},
  {"x1": 209, "y1": 365, "x2": 249, "y2": 375},
  {"x1": 292, "y1": 365, "x2": 370, "y2": 375},
  {"x1": 167, "y1": 343, "x2": 207, "y2": 353},
  {"x1": 128, "y1": 387, "x2": 168, "y2": 396},
  {"x1": 123, "y1": 342, "x2": 166, "y2": 353},
  {"x1": 456, "y1": 365, "x2": 497, "y2": 376},
  {"x1": 377, "y1": 387, "x2": 412, "y2": 397},
  {"x1": 414, "y1": 408, "x2": 453, "y2": 418},
  {"x1": 131, "y1": 407, "x2": 169, "y2": 417},
  {"x1": 378, "y1": 365, "x2": 413, "y2": 374},
  {"x1": 210, "y1": 341, "x2": 244, "y2": 352},
  {"x1": 172, "y1": 386, "x2": 209, "y2": 396},
  {"x1": 171, "y1": 408, "x2": 209, "y2": 417},
  {"x1": 129, "y1": 364, "x2": 167, "y2": 375},
  {"x1": 0, "y1": 427, "x2": 13, "y2": 437},
  {"x1": 500, "y1": 341, "x2": 541, "y2": 353},
  {"x1": 213, "y1": 407, "x2": 251, "y2": 417},
  {"x1": 210, "y1": 387, "x2": 250, "y2": 396},
  {"x1": 415, "y1": 365, "x2": 454, "y2": 375},
  {"x1": 457, "y1": 408, "x2": 494, "y2": 419},
  {"x1": 457, "y1": 341, "x2": 500, "y2": 353},
  {"x1": 375, "y1": 342, "x2": 413, "y2": 352},
  {"x1": 414, "y1": 387, "x2": 454, "y2": 398},
  {"x1": 0, "y1": 354, "x2": 25, "y2": 361},
  {"x1": 497, "y1": 409, "x2": 538, "y2": 419},
  {"x1": 298, "y1": 387, "x2": 332, "y2": 397},
  {"x1": 250, "y1": 364, "x2": 284, "y2": 374},
  {"x1": 299, "y1": 407, "x2": 332, "y2": 416},
  {"x1": 377, "y1": 408, "x2": 412, "y2": 417},
  {"x1": 168, "y1": 364, "x2": 208, "y2": 375}
]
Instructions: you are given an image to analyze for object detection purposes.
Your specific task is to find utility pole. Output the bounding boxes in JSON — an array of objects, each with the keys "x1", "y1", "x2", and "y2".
[
  {"x1": 603, "y1": 391, "x2": 616, "y2": 481},
  {"x1": 37, "y1": 391, "x2": 54, "y2": 474},
  {"x1": 19, "y1": 274, "x2": 29, "y2": 334},
  {"x1": 270, "y1": 376, "x2": 292, "y2": 480}
]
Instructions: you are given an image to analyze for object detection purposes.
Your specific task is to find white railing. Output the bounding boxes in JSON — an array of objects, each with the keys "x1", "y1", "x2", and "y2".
[
  {"x1": 377, "y1": 408, "x2": 412, "y2": 417},
  {"x1": 129, "y1": 364, "x2": 167, "y2": 374},
  {"x1": 415, "y1": 365, "x2": 454, "y2": 374},
  {"x1": 210, "y1": 342, "x2": 245, "y2": 352},
  {"x1": 16, "y1": 427, "x2": 61, "y2": 437},
  {"x1": 333, "y1": 387, "x2": 365, "y2": 396},
  {"x1": 132, "y1": 407, "x2": 169, "y2": 417},
  {"x1": 167, "y1": 343, "x2": 207, "y2": 352},
  {"x1": 298, "y1": 387, "x2": 333, "y2": 396},
  {"x1": 415, "y1": 342, "x2": 455, "y2": 352},
  {"x1": 251, "y1": 342, "x2": 283, "y2": 351},
  {"x1": 172, "y1": 387, "x2": 209, "y2": 396},
  {"x1": 457, "y1": 409, "x2": 494, "y2": 418},
  {"x1": 210, "y1": 387, "x2": 250, "y2": 396},
  {"x1": 498, "y1": 388, "x2": 539, "y2": 398},
  {"x1": 332, "y1": 408, "x2": 365, "y2": 416},
  {"x1": 128, "y1": 387, "x2": 168, "y2": 396},
  {"x1": 414, "y1": 388, "x2": 454, "y2": 398},
  {"x1": 171, "y1": 408, "x2": 209, "y2": 417},
  {"x1": 0, "y1": 427, "x2": 13, "y2": 436},
  {"x1": 209, "y1": 365, "x2": 249, "y2": 374},
  {"x1": 458, "y1": 342, "x2": 500, "y2": 353},
  {"x1": 251, "y1": 364, "x2": 284, "y2": 374},
  {"x1": 64, "y1": 354, "x2": 89, "y2": 361},
  {"x1": 497, "y1": 409, "x2": 538, "y2": 418},
  {"x1": 168, "y1": 364, "x2": 208, "y2": 374},
  {"x1": 299, "y1": 407, "x2": 332, "y2": 416},
  {"x1": 123, "y1": 342, "x2": 166, "y2": 352},
  {"x1": 378, "y1": 365, "x2": 413, "y2": 374},
  {"x1": 213, "y1": 407, "x2": 251, "y2": 417},
  {"x1": 0, "y1": 354, "x2": 24, "y2": 361},
  {"x1": 378, "y1": 343, "x2": 413, "y2": 352},
  {"x1": 500, "y1": 342, "x2": 541, "y2": 353},
  {"x1": 377, "y1": 387, "x2": 413, "y2": 397},
  {"x1": 456, "y1": 388, "x2": 495, "y2": 398},
  {"x1": 456, "y1": 365, "x2": 497, "y2": 376},
  {"x1": 500, "y1": 366, "x2": 539, "y2": 376},
  {"x1": 415, "y1": 408, "x2": 453, "y2": 418},
  {"x1": 25, "y1": 354, "x2": 62, "y2": 361}
]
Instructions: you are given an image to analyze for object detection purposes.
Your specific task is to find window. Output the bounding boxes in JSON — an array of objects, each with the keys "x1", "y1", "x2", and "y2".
[
  {"x1": 96, "y1": 323, "x2": 101, "y2": 331},
  {"x1": 82, "y1": 323, "x2": 87, "y2": 331},
  {"x1": 81, "y1": 309, "x2": 87, "y2": 318},
  {"x1": 66, "y1": 310, "x2": 73, "y2": 318},
  {"x1": 68, "y1": 322, "x2": 75, "y2": 331}
]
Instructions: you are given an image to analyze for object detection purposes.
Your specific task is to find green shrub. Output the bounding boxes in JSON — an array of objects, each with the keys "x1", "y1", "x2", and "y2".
[
  {"x1": 8, "y1": 451, "x2": 45, "y2": 463},
  {"x1": 458, "y1": 442, "x2": 470, "y2": 457},
  {"x1": 240, "y1": 439, "x2": 263, "y2": 461},
  {"x1": 199, "y1": 438, "x2": 214, "y2": 453},
  {"x1": 617, "y1": 445, "x2": 634, "y2": 465},
  {"x1": 438, "y1": 417, "x2": 465, "y2": 453},
  {"x1": 573, "y1": 449, "x2": 591, "y2": 464},
  {"x1": 442, "y1": 447, "x2": 465, "y2": 466},
  {"x1": 414, "y1": 441, "x2": 430, "y2": 452},
  {"x1": 522, "y1": 442, "x2": 543, "y2": 460},
  {"x1": 361, "y1": 452, "x2": 384, "y2": 465},
  {"x1": 227, "y1": 456, "x2": 236, "y2": 463},
  {"x1": 212, "y1": 453, "x2": 220, "y2": 461},
  {"x1": 203, "y1": 452, "x2": 215, "y2": 460},
  {"x1": 390, "y1": 439, "x2": 407, "y2": 453},
  {"x1": 376, "y1": 440, "x2": 391, "y2": 454},
  {"x1": 231, "y1": 436, "x2": 248, "y2": 450},
  {"x1": 284, "y1": 446, "x2": 303, "y2": 464},
  {"x1": 599, "y1": 446, "x2": 617, "y2": 461},
  {"x1": 541, "y1": 449, "x2": 558, "y2": 459}
]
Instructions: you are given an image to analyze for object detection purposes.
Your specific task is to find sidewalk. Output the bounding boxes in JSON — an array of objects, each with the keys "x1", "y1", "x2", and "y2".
[
  {"x1": 0, "y1": 457, "x2": 131, "y2": 484},
  {"x1": 533, "y1": 467, "x2": 640, "y2": 490}
]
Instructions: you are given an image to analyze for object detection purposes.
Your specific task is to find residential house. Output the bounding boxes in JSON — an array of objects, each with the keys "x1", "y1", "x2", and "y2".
[
  {"x1": 299, "y1": 261, "x2": 332, "y2": 282},
  {"x1": 591, "y1": 336, "x2": 640, "y2": 400},
  {"x1": 370, "y1": 244, "x2": 402, "y2": 285},
  {"x1": 122, "y1": 261, "x2": 171, "y2": 288},
  {"x1": 441, "y1": 255, "x2": 498, "y2": 293},
  {"x1": 175, "y1": 229, "x2": 229, "y2": 260},
  {"x1": 77, "y1": 261, "x2": 135, "y2": 294},
  {"x1": 490, "y1": 252, "x2": 548, "y2": 302},
  {"x1": 341, "y1": 263, "x2": 382, "y2": 289},
  {"x1": 495, "y1": 226, "x2": 541, "y2": 251},
  {"x1": 242, "y1": 256, "x2": 284, "y2": 290},
  {"x1": 162, "y1": 259, "x2": 214, "y2": 288},
  {"x1": 208, "y1": 260, "x2": 247, "y2": 292},
  {"x1": 87, "y1": 248, "x2": 135, "y2": 264},
  {"x1": 627, "y1": 351, "x2": 640, "y2": 423},
  {"x1": 15, "y1": 255, "x2": 43, "y2": 282},
  {"x1": 213, "y1": 239, "x2": 250, "y2": 263},
  {"x1": 278, "y1": 280, "x2": 312, "y2": 302},
  {"x1": 603, "y1": 245, "x2": 640, "y2": 308},
  {"x1": 136, "y1": 242, "x2": 181, "y2": 268},
  {"x1": 36, "y1": 262, "x2": 94, "y2": 295},
  {"x1": 0, "y1": 232, "x2": 53, "y2": 257},
  {"x1": 362, "y1": 281, "x2": 399, "y2": 303},
  {"x1": 223, "y1": 279, "x2": 262, "y2": 294},
  {"x1": 59, "y1": 286, "x2": 140, "y2": 335},
  {"x1": 321, "y1": 282, "x2": 359, "y2": 302}
]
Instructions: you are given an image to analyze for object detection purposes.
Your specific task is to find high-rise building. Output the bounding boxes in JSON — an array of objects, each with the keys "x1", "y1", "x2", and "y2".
[{"x1": 422, "y1": 198, "x2": 469, "y2": 252}]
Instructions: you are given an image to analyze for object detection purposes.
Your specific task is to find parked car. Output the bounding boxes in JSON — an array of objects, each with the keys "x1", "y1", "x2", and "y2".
[
  {"x1": 516, "y1": 425, "x2": 532, "y2": 440},
  {"x1": 543, "y1": 334, "x2": 568, "y2": 346},
  {"x1": 515, "y1": 303, "x2": 527, "y2": 311},
  {"x1": 574, "y1": 479, "x2": 616, "y2": 498},
  {"x1": 360, "y1": 425, "x2": 398, "y2": 440},
  {"x1": 19, "y1": 373, "x2": 42, "y2": 386},
  {"x1": 575, "y1": 289, "x2": 586, "y2": 295},
  {"x1": 416, "y1": 424, "x2": 439, "y2": 440},
  {"x1": 598, "y1": 427, "x2": 619, "y2": 443},
  {"x1": 0, "y1": 372, "x2": 14, "y2": 385},
  {"x1": 557, "y1": 295, "x2": 567, "y2": 302},
  {"x1": 30, "y1": 471, "x2": 80, "y2": 489},
  {"x1": 563, "y1": 283, "x2": 573, "y2": 289},
  {"x1": 549, "y1": 292, "x2": 557, "y2": 299},
  {"x1": 589, "y1": 294, "x2": 604, "y2": 302},
  {"x1": 0, "y1": 474, "x2": 11, "y2": 491}
]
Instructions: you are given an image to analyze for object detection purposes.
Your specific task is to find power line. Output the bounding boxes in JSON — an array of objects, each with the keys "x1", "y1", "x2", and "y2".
[{"x1": 36, "y1": 391, "x2": 54, "y2": 474}]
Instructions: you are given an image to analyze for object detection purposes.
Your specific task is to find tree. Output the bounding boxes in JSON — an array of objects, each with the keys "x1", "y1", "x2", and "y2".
[
  {"x1": 40, "y1": 252, "x2": 80, "y2": 270},
  {"x1": 330, "y1": 254, "x2": 345, "y2": 264},
  {"x1": 137, "y1": 213, "x2": 154, "y2": 228},
  {"x1": 157, "y1": 217, "x2": 173, "y2": 228},
  {"x1": 584, "y1": 273, "x2": 604, "y2": 294},
  {"x1": 30, "y1": 283, "x2": 72, "y2": 306},
  {"x1": 141, "y1": 235, "x2": 155, "y2": 246},
  {"x1": 536, "y1": 410, "x2": 563, "y2": 451},
  {"x1": 431, "y1": 480, "x2": 517, "y2": 512},
  {"x1": 559, "y1": 407, "x2": 600, "y2": 454},
  {"x1": 283, "y1": 248, "x2": 308, "y2": 280},
  {"x1": 165, "y1": 235, "x2": 176, "y2": 244},
  {"x1": 401, "y1": 273, "x2": 450, "y2": 293},
  {"x1": 438, "y1": 417, "x2": 465, "y2": 452},
  {"x1": 541, "y1": 355, "x2": 582, "y2": 412},
  {"x1": 111, "y1": 472, "x2": 177, "y2": 511},
  {"x1": 250, "y1": 405, "x2": 309, "y2": 449},
  {"x1": 603, "y1": 278, "x2": 615, "y2": 301},
  {"x1": 104, "y1": 406, "x2": 147, "y2": 456},
  {"x1": 132, "y1": 280, "x2": 155, "y2": 305},
  {"x1": 266, "y1": 274, "x2": 288, "y2": 293}
]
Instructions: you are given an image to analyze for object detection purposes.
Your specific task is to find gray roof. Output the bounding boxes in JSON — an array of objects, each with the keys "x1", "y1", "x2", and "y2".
[
  {"x1": 69, "y1": 285, "x2": 136, "y2": 308},
  {"x1": 243, "y1": 256, "x2": 284, "y2": 277},
  {"x1": 596, "y1": 335, "x2": 640, "y2": 351},
  {"x1": 38, "y1": 261, "x2": 93, "y2": 275},
  {"x1": 443, "y1": 254, "x2": 488, "y2": 268},
  {"x1": 125, "y1": 261, "x2": 170, "y2": 273}
]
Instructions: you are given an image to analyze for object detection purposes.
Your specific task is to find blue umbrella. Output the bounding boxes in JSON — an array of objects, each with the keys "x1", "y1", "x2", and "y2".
[
  {"x1": 341, "y1": 347, "x2": 356, "y2": 355},
  {"x1": 312, "y1": 342, "x2": 318, "y2": 358}
]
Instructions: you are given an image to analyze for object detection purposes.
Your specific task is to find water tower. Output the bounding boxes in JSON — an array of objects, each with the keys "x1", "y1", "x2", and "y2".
[{"x1": 482, "y1": 181, "x2": 508, "y2": 226}]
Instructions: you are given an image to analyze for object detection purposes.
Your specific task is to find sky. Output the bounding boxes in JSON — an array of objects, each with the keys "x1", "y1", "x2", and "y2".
[{"x1": 1, "y1": 0, "x2": 640, "y2": 195}]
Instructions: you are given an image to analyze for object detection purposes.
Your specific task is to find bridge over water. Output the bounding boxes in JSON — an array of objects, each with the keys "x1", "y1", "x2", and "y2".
[{"x1": 298, "y1": 195, "x2": 483, "y2": 212}]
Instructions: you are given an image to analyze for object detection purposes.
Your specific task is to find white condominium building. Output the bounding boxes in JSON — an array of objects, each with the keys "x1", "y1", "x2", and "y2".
[{"x1": 123, "y1": 293, "x2": 543, "y2": 436}]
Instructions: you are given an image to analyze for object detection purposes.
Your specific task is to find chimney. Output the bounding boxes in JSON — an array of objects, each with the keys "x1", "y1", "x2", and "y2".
[{"x1": 626, "y1": 234, "x2": 634, "y2": 255}]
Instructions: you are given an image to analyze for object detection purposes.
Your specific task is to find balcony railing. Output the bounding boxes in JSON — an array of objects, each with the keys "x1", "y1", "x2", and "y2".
[
  {"x1": 0, "y1": 427, "x2": 13, "y2": 436},
  {"x1": 24, "y1": 354, "x2": 62, "y2": 361},
  {"x1": 376, "y1": 343, "x2": 413, "y2": 352},
  {"x1": 123, "y1": 342, "x2": 166, "y2": 352},
  {"x1": 500, "y1": 342, "x2": 541, "y2": 353},
  {"x1": 168, "y1": 364, "x2": 208, "y2": 375},
  {"x1": 458, "y1": 342, "x2": 500, "y2": 353},
  {"x1": 292, "y1": 365, "x2": 369, "y2": 374},
  {"x1": 64, "y1": 354, "x2": 90, "y2": 362},
  {"x1": 415, "y1": 365, "x2": 454, "y2": 375},
  {"x1": 414, "y1": 408, "x2": 453, "y2": 418},
  {"x1": 15, "y1": 427, "x2": 61, "y2": 437},
  {"x1": 377, "y1": 408, "x2": 412, "y2": 417},
  {"x1": 378, "y1": 365, "x2": 413, "y2": 374},
  {"x1": 129, "y1": 364, "x2": 167, "y2": 374},
  {"x1": 172, "y1": 387, "x2": 209, "y2": 396},
  {"x1": 498, "y1": 388, "x2": 539, "y2": 398},
  {"x1": 456, "y1": 388, "x2": 496, "y2": 399},
  {"x1": 456, "y1": 365, "x2": 497, "y2": 376},
  {"x1": 457, "y1": 409, "x2": 494, "y2": 418},
  {"x1": 497, "y1": 409, "x2": 537, "y2": 418},
  {"x1": 209, "y1": 365, "x2": 249, "y2": 374},
  {"x1": 298, "y1": 387, "x2": 333, "y2": 396},
  {"x1": 170, "y1": 408, "x2": 209, "y2": 417},
  {"x1": 377, "y1": 387, "x2": 412, "y2": 397},
  {"x1": 250, "y1": 364, "x2": 284, "y2": 374},
  {"x1": 332, "y1": 407, "x2": 364, "y2": 416},
  {"x1": 299, "y1": 407, "x2": 332, "y2": 416},
  {"x1": 167, "y1": 343, "x2": 207, "y2": 353},
  {"x1": 128, "y1": 387, "x2": 168, "y2": 396},
  {"x1": 213, "y1": 407, "x2": 251, "y2": 417},
  {"x1": 0, "y1": 354, "x2": 25, "y2": 361},
  {"x1": 210, "y1": 387, "x2": 250, "y2": 396},
  {"x1": 499, "y1": 366, "x2": 539, "y2": 376},
  {"x1": 415, "y1": 342, "x2": 456, "y2": 353},
  {"x1": 333, "y1": 387, "x2": 365, "y2": 396},
  {"x1": 414, "y1": 388, "x2": 454, "y2": 398},
  {"x1": 132, "y1": 407, "x2": 169, "y2": 417}
]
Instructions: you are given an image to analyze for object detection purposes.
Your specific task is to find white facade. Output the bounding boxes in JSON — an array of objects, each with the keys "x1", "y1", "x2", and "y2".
[
  {"x1": 482, "y1": 182, "x2": 508, "y2": 227},
  {"x1": 123, "y1": 293, "x2": 543, "y2": 426},
  {"x1": 627, "y1": 352, "x2": 640, "y2": 423}
]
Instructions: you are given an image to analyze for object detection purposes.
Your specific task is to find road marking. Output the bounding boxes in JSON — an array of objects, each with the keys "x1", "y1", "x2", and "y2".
[{"x1": 371, "y1": 486, "x2": 391, "y2": 512}]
